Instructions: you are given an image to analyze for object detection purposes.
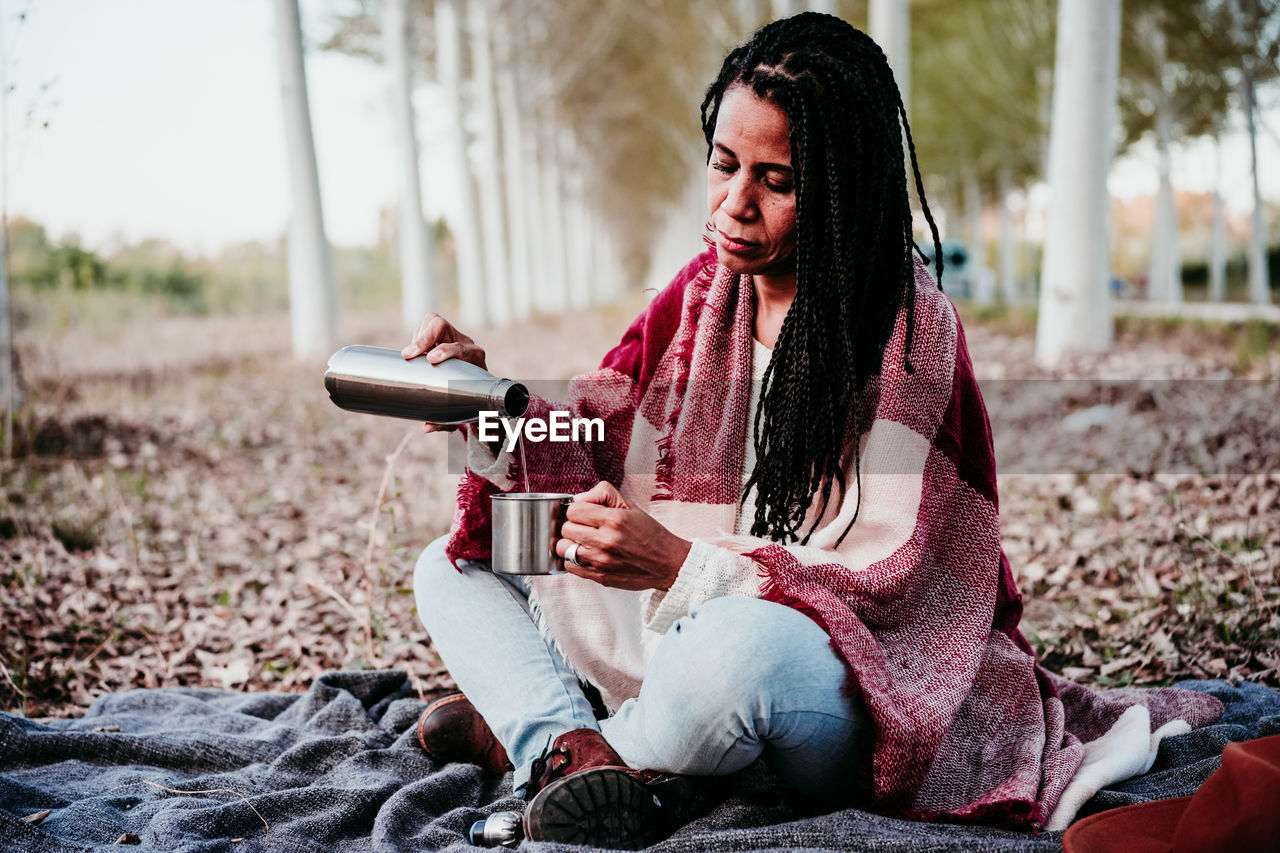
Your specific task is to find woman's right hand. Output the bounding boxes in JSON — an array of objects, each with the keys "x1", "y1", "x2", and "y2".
[
  {"x1": 402, "y1": 313, "x2": 487, "y2": 433},
  {"x1": 402, "y1": 312, "x2": 487, "y2": 369}
]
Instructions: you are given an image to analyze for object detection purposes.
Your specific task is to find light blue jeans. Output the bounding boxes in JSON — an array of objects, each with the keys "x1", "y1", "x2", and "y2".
[{"x1": 413, "y1": 536, "x2": 868, "y2": 802}]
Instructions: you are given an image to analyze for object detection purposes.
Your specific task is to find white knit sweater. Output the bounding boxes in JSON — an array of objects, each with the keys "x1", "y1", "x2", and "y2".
[
  {"x1": 639, "y1": 337, "x2": 771, "y2": 634},
  {"x1": 465, "y1": 338, "x2": 773, "y2": 697}
]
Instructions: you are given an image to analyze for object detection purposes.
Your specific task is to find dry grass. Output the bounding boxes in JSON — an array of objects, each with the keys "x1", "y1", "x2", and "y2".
[{"x1": 2, "y1": 290, "x2": 1276, "y2": 718}]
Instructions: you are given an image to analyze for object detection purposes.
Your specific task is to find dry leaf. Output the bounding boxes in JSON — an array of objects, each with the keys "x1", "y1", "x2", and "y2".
[{"x1": 3, "y1": 302, "x2": 1276, "y2": 719}]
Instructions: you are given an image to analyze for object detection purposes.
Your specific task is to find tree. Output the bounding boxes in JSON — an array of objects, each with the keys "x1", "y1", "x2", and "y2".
[
  {"x1": 468, "y1": 0, "x2": 511, "y2": 325},
  {"x1": 912, "y1": 0, "x2": 1055, "y2": 301},
  {"x1": 1113, "y1": 0, "x2": 1279, "y2": 305},
  {"x1": 435, "y1": 0, "x2": 488, "y2": 327},
  {"x1": 323, "y1": 1, "x2": 756, "y2": 302},
  {"x1": 494, "y1": 12, "x2": 533, "y2": 320},
  {"x1": 1210, "y1": 140, "x2": 1227, "y2": 301},
  {"x1": 1231, "y1": 0, "x2": 1280, "y2": 304},
  {"x1": 1117, "y1": 0, "x2": 1236, "y2": 303},
  {"x1": 1036, "y1": 0, "x2": 1121, "y2": 361},
  {"x1": 382, "y1": 0, "x2": 436, "y2": 331},
  {"x1": 772, "y1": 0, "x2": 802, "y2": 19},
  {"x1": 869, "y1": 0, "x2": 909, "y2": 115},
  {"x1": 0, "y1": 8, "x2": 12, "y2": 458},
  {"x1": 275, "y1": 0, "x2": 338, "y2": 359}
]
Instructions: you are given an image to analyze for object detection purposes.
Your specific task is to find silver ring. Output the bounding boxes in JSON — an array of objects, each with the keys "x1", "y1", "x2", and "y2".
[{"x1": 565, "y1": 542, "x2": 581, "y2": 566}]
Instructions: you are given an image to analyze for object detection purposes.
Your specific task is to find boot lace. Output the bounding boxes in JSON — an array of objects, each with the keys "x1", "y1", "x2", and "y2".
[{"x1": 517, "y1": 740, "x2": 571, "y2": 801}]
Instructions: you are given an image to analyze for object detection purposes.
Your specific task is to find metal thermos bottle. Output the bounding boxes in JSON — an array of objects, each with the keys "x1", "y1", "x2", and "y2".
[
  {"x1": 324, "y1": 345, "x2": 530, "y2": 425},
  {"x1": 469, "y1": 811, "x2": 523, "y2": 848}
]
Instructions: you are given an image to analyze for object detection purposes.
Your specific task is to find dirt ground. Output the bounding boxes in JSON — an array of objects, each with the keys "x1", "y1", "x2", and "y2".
[{"x1": 2, "y1": 293, "x2": 1277, "y2": 719}]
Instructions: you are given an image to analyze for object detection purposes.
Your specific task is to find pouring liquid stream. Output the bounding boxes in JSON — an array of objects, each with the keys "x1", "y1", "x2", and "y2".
[{"x1": 518, "y1": 435, "x2": 531, "y2": 495}]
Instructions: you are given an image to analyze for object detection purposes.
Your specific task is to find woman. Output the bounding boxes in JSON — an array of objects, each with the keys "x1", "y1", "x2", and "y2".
[{"x1": 406, "y1": 12, "x2": 1221, "y2": 849}]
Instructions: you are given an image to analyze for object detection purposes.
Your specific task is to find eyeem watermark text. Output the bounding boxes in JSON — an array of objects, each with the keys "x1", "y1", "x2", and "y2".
[{"x1": 477, "y1": 410, "x2": 605, "y2": 452}]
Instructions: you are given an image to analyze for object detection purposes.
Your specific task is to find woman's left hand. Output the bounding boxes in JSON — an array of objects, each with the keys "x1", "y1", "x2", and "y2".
[{"x1": 556, "y1": 482, "x2": 691, "y2": 591}]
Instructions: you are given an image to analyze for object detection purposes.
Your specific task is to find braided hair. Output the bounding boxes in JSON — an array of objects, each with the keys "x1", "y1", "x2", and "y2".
[{"x1": 701, "y1": 12, "x2": 943, "y2": 545}]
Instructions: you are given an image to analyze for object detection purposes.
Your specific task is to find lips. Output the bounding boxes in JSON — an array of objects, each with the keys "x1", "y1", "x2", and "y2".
[{"x1": 716, "y1": 231, "x2": 759, "y2": 253}]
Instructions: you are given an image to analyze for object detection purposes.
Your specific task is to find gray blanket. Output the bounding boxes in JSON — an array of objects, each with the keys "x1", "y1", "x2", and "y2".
[{"x1": 1, "y1": 673, "x2": 1276, "y2": 852}]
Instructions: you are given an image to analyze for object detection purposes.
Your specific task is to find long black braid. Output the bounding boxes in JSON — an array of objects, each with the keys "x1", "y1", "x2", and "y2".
[{"x1": 700, "y1": 13, "x2": 943, "y2": 545}]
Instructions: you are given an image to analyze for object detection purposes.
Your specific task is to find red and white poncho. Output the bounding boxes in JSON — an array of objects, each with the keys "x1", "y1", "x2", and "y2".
[{"x1": 444, "y1": 249, "x2": 1222, "y2": 830}]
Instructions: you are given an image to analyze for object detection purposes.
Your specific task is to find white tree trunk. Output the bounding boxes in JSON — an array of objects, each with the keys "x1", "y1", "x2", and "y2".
[
  {"x1": 435, "y1": 0, "x2": 487, "y2": 327},
  {"x1": 1037, "y1": 66, "x2": 1054, "y2": 178},
  {"x1": 468, "y1": 0, "x2": 511, "y2": 326},
  {"x1": 869, "y1": 0, "x2": 909, "y2": 116},
  {"x1": 735, "y1": 0, "x2": 764, "y2": 33},
  {"x1": 0, "y1": 221, "x2": 11, "y2": 457},
  {"x1": 495, "y1": 25, "x2": 532, "y2": 321},
  {"x1": 1035, "y1": 0, "x2": 1120, "y2": 362},
  {"x1": 771, "y1": 0, "x2": 801, "y2": 19},
  {"x1": 808, "y1": 0, "x2": 837, "y2": 15},
  {"x1": 537, "y1": 111, "x2": 570, "y2": 313},
  {"x1": 274, "y1": 0, "x2": 338, "y2": 360},
  {"x1": 596, "y1": 224, "x2": 623, "y2": 301},
  {"x1": 1210, "y1": 139, "x2": 1227, "y2": 302},
  {"x1": 562, "y1": 129, "x2": 591, "y2": 310},
  {"x1": 0, "y1": 13, "x2": 12, "y2": 455},
  {"x1": 521, "y1": 114, "x2": 548, "y2": 314},
  {"x1": 998, "y1": 166, "x2": 1018, "y2": 303},
  {"x1": 964, "y1": 171, "x2": 995, "y2": 303},
  {"x1": 1150, "y1": 96, "x2": 1181, "y2": 302},
  {"x1": 1242, "y1": 65, "x2": 1271, "y2": 305},
  {"x1": 1147, "y1": 20, "x2": 1180, "y2": 304},
  {"x1": 1018, "y1": 199, "x2": 1033, "y2": 303},
  {"x1": 382, "y1": 0, "x2": 435, "y2": 332},
  {"x1": 647, "y1": 163, "x2": 707, "y2": 293}
]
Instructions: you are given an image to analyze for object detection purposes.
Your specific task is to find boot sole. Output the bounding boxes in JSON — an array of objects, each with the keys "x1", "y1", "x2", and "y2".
[{"x1": 524, "y1": 767, "x2": 665, "y2": 849}]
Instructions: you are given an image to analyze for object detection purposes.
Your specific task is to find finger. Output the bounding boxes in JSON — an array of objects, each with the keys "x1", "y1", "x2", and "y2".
[
  {"x1": 564, "y1": 562, "x2": 608, "y2": 583},
  {"x1": 555, "y1": 536, "x2": 597, "y2": 558},
  {"x1": 573, "y1": 481, "x2": 628, "y2": 509},
  {"x1": 427, "y1": 341, "x2": 486, "y2": 366},
  {"x1": 403, "y1": 313, "x2": 450, "y2": 358},
  {"x1": 560, "y1": 520, "x2": 604, "y2": 545},
  {"x1": 426, "y1": 341, "x2": 467, "y2": 363},
  {"x1": 564, "y1": 501, "x2": 618, "y2": 527}
]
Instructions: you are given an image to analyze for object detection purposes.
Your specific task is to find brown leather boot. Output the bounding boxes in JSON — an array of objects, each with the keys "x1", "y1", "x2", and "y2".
[
  {"x1": 521, "y1": 729, "x2": 702, "y2": 850},
  {"x1": 416, "y1": 692, "x2": 513, "y2": 775}
]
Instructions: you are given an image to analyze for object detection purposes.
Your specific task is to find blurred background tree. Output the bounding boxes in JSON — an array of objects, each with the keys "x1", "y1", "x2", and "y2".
[
  {"x1": 4, "y1": 0, "x2": 1278, "y2": 371},
  {"x1": 913, "y1": 0, "x2": 1055, "y2": 304},
  {"x1": 1117, "y1": 0, "x2": 1266, "y2": 304},
  {"x1": 322, "y1": 0, "x2": 738, "y2": 315},
  {"x1": 275, "y1": 0, "x2": 339, "y2": 359}
]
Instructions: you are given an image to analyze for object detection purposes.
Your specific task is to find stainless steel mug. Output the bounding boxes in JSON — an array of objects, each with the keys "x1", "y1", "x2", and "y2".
[
  {"x1": 324, "y1": 345, "x2": 529, "y2": 426},
  {"x1": 491, "y1": 493, "x2": 573, "y2": 575}
]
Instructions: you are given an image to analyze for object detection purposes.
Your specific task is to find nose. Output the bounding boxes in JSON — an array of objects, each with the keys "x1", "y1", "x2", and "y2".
[{"x1": 719, "y1": 173, "x2": 758, "y2": 221}]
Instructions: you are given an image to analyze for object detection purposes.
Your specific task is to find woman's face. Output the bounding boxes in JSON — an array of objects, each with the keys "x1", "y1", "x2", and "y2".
[{"x1": 707, "y1": 85, "x2": 798, "y2": 279}]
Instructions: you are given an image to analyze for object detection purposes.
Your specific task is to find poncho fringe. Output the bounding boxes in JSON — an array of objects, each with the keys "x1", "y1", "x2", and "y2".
[{"x1": 445, "y1": 249, "x2": 1222, "y2": 831}]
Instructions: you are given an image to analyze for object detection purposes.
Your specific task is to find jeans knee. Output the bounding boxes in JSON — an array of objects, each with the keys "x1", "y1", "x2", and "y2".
[
  {"x1": 662, "y1": 597, "x2": 826, "y2": 709},
  {"x1": 413, "y1": 535, "x2": 455, "y2": 625}
]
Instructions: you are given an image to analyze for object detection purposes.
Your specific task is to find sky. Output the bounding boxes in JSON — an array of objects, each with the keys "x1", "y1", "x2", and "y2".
[
  {"x1": 4, "y1": 0, "x2": 438, "y2": 255},
  {"x1": 4, "y1": 0, "x2": 1279, "y2": 258}
]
